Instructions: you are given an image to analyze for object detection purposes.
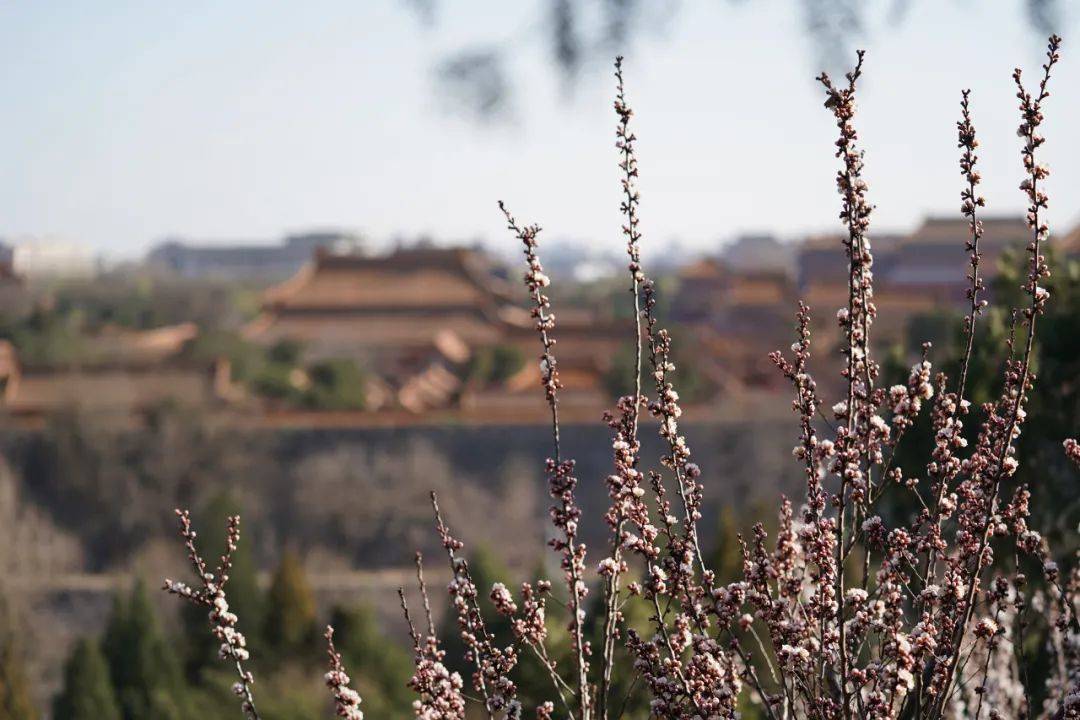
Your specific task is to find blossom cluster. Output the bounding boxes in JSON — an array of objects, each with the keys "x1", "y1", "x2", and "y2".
[
  {"x1": 431, "y1": 493, "x2": 521, "y2": 719},
  {"x1": 398, "y1": 558, "x2": 469, "y2": 720}
]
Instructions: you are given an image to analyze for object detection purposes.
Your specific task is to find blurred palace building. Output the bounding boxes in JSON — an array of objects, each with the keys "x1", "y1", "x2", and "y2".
[{"x1": 0, "y1": 216, "x2": 1077, "y2": 423}]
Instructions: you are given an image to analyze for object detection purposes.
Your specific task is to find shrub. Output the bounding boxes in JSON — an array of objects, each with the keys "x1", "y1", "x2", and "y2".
[
  {"x1": 303, "y1": 359, "x2": 366, "y2": 411},
  {"x1": 469, "y1": 344, "x2": 526, "y2": 385}
]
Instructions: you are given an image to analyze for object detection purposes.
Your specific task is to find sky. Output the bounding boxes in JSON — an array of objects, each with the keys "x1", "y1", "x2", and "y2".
[{"x1": 1, "y1": 1, "x2": 1079, "y2": 262}]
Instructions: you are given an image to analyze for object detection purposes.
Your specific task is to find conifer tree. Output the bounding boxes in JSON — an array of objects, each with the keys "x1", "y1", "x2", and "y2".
[
  {"x1": 102, "y1": 581, "x2": 189, "y2": 720},
  {"x1": 328, "y1": 603, "x2": 412, "y2": 714},
  {"x1": 0, "y1": 592, "x2": 37, "y2": 720},
  {"x1": 708, "y1": 504, "x2": 744, "y2": 585},
  {"x1": 0, "y1": 641, "x2": 37, "y2": 720},
  {"x1": 53, "y1": 638, "x2": 121, "y2": 720},
  {"x1": 263, "y1": 550, "x2": 317, "y2": 657}
]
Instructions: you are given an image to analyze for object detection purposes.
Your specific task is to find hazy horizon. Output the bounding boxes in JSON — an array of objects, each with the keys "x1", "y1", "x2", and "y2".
[{"x1": 2, "y1": 1, "x2": 1079, "y2": 262}]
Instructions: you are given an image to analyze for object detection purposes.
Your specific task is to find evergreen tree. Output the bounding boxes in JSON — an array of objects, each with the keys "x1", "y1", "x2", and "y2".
[
  {"x1": 0, "y1": 592, "x2": 37, "y2": 720},
  {"x1": 53, "y1": 638, "x2": 121, "y2": 720},
  {"x1": 0, "y1": 640, "x2": 37, "y2": 720},
  {"x1": 182, "y1": 491, "x2": 263, "y2": 680},
  {"x1": 328, "y1": 604, "x2": 412, "y2": 714},
  {"x1": 708, "y1": 505, "x2": 744, "y2": 585},
  {"x1": 102, "y1": 581, "x2": 189, "y2": 720},
  {"x1": 263, "y1": 550, "x2": 317, "y2": 658}
]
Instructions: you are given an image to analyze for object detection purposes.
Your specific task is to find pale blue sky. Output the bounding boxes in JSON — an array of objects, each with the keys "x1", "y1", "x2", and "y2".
[{"x1": 1, "y1": 1, "x2": 1078, "y2": 260}]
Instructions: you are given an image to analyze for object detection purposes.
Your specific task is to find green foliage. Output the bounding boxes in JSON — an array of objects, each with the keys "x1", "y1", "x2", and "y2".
[
  {"x1": 252, "y1": 362, "x2": 304, "y2": 402},
  {"x1": 984, "y1": 250, "x2": 1080, "y2": 544},
  {"x1": 101, "y1": 581, "x2": 190, "y2": 720},
  {"x1": 0, "y1": 276, "x2": 258, "y2": 369},
  {"x1": 603, "y1": 330, "x2": 712, "y2": 402},
  {"x1": 0, "y1": 595, "x2": 37, "y2": 720},
  {"x1": 263, "y1": 552, "x2": 318, "y2": 658},
  {"x1": 182, "y1": 666, "x2": 327, "y2": 720},
  {"x1": 267, "y1": 339, "x2": 303, "y2": 366},
  {"x1": 303, "y1": 359, "x2": 366, "y2": 410},
  {"x1": 468, "y1": 344, "x2": 525, "y2": 384},
  {"x1": 708, "y1": 505, "x2": 745, "y2": 586},
  {"x1": 0, "y1": 304, "x2": 87, "y2": 369},
  {"x1": 48, "y1": 275, "x2": 257, "y2": 332},
  {"x1": 53, "y1": 639, "x2": 121, "y2": 720},
  {"x1": 248, "y1": 341, "x2": 307, "y2": 404},
  {"x1": 327, "y1": 604, "x2": 412, "y2": 715},
  {"x1": 246, "y1": 339, "x2": 367, "y2": 410},
  {"x1": 183, "y1": 329, "x2": 265, "y2": 382}
]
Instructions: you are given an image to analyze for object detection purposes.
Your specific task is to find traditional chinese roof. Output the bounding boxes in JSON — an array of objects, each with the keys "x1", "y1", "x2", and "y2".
[
  {"x1": 247, "y1": 247, "x2": 520, "y2": 353},
  {"x1": 261, "y1": 247, "x2": 513, "y2": 313}
]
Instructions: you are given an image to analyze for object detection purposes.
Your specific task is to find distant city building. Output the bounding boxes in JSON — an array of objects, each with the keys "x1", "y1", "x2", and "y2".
[
  {"x1": 671, "y1": 257, "x2": 796, "y2": 388},
  {"x1": 538, "y1": 239, "x2": 622, "y2": 282},
  {"x1": 798, "y1": 216, "x2": 1034, "y2": 310},
  {"x1": 882, "y1": 216, "x2": 1031, "y2": 301},
  {"x1": 145, "y1": 231, "x2": 364, "y2": 281},
  {"x1": 0, "y1": 237, "x2": 96, "y2": 278},
  {"x1": 670, "y1": 214, "x2": 1070, "y2": 389},
  {"x1": 720, "y1": 234, "x2": 795, "y2": 277},
  {"x1": 794, "y1": 215, "x2": 1051, "y2": 356}
]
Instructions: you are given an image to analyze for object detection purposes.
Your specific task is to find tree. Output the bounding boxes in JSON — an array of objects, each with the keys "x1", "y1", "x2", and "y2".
[
  {"x1": 181, "y1": 491, "x2": 264, "y2": 680},
  {"x1": 468, "y1": 345, "x2": 525, "y2": 385},
  {"x1": 0, "y1": 593, "x2": 37, "y2": 720},
  {"x1": 961, "y1": 251, "x2": 1080, "y2": 547},
  {"x1": 708, "y1": 505, "x2": 744, "y2": 586},
  {"x1": 604, "y1": 330, "x2": 712, "y2": 402},
  {"x1": 583, "y1": 583, "x2": 653, "y2": 719},
  {"x1": 53, "y1": 639, "x2": 121, "y2": 720},
  {"x1": 263, "y1": 551, "x2": 317, "y2": 658},
  {"x1": 303, "y1": 359, "x2": 366, "y2": 410},
  {"x1": 327, "y1": 604, "x2": 413, "y2": 714},
  {"x1": 267, "y1": 339, "x2": 303, "y2": 366},
  {"x1": 102, "y1": 581, "x2": 190, "y2": 720}
]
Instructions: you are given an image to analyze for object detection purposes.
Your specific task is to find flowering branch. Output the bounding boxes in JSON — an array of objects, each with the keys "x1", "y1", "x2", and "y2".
[
  {"x1": 499, "y1": 201, "x2": 592, "y2": 720},
  {"x1": 595, "y1": 56, "x2": 647, "y2": 720},
  {"x1": 956, "y1": 88, "x2": 987, "y2": 400},
  {"x1": 163, "y1": 510, "x2": 259, "y2": 720},
  {"x1": 932, "y1": 35, "x2": 1063, "y2": 717},
  {"x1": 399, "y1": 553, "x2": 468, "y2": 720},
  {"x1": 324, "y1": 626, "x2": 365, "y2": 720},
  {"x1": 430, "y1": 491, "x2": 521, "y2": 720},
  {"x1": 818, "y1": 50, "x2": 873, "y2": 719}
]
